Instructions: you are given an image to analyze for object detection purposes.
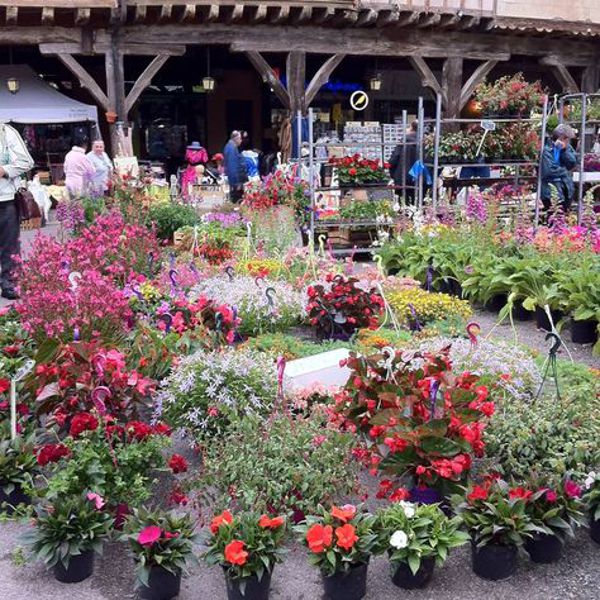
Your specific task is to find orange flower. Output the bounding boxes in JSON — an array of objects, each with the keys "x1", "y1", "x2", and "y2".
[
  {"x1": 258, "y1": 514, "x2": 285, "y2": 529},
  {"x1": 331, "y1": 504, "x2": 357, "y2": 523},
  {"x1": 335, "y1": 524, "x2": 358, "y2": 551},
  {"x1": 306, "y1": 524, "x2": 333, "y2": 553},
  {"x1": 210, "y1": 509, "x2": 233, "y2": 534},
  {"x1": 224, "y1": 540, "x2": 248, "y2": 566}
]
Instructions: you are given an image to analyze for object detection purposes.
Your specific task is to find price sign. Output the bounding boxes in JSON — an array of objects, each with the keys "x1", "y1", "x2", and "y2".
[{"x1": 480, "y1": 119, "x2": 497, "y2": 131}]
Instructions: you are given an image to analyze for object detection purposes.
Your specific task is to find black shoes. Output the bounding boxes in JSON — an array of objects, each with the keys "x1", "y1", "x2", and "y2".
[{"x1": 1, "y1": 288, "x2": 19, "y2": 300}]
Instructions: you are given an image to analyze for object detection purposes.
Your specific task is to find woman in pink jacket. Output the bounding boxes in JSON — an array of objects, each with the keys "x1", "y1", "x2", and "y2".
[{"x1": 63, "y1": 134, "x2": 95, "y2": 199}]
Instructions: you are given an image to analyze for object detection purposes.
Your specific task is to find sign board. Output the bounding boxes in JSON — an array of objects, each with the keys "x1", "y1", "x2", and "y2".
[
  {"x1": 350, "y1": 91, "x2": 369, "y2": 111},
  {"x1": 480, "y1": 119, "x2": 497, "y2": 131}
]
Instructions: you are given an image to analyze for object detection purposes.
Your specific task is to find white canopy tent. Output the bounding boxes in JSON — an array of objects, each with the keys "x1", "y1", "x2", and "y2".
[{"x1": 0, "y1": 65, "x2": 98, "y2": 124}]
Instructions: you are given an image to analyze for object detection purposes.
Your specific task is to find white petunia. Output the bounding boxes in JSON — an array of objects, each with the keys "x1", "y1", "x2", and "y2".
[
  {"x1": 585, "y1": 471, "x2": 597, "y2": 490},
  {"x1": 399, "y1": 501, "x2": 416, "y2": 518},
  {"x1": 390, "y1": 530, "x2": 408, "y2": 549}
]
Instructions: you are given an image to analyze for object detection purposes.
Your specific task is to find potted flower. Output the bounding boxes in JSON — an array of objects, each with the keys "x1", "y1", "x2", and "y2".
[
  {"x1": 583, "y1": 471, "x2": 600, "y2": 544},
  {"x1": 296, "y1": 504, "x2": 377, "y2": 600},
  {"x1": 522, "y1": 478, "x2": 586, "y2": 563},
  {"x1": 376, "y1": 501, "x2": 468, "y2": 589},
  {"x1": 474, "y1": 73, "x2": 544, "y2": 117},
  {"x1": 452, "y1": 478, "x2": 540, "y2": 581},
  {"x1": 329, "y1": 155, "x2": 389, "y2": 188},
  {"x1": 306, "y1": 275, "x2": 384, "y2": 341},
  {"x1": 25, "y1": 492, "x2": 112, "y2": 583},
  {"x1": 0, "y1": 427, "x2": 37, "y2": 514},
  {"x1": 124, "y1": 508, "x2": 197, "y2": 600},
  {"x1": 203, "y1": 510, "x2": 287, "y2": 600}
]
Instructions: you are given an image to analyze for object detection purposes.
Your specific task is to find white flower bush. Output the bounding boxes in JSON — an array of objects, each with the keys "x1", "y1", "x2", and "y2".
[{"x1": 389, "y1": 530, "x2": 409, "y2": 549}]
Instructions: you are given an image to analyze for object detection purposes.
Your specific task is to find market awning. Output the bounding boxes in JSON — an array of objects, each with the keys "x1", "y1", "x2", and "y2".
[{"x1": 0, "y1": 65, "x2": 98, "y2": 124}]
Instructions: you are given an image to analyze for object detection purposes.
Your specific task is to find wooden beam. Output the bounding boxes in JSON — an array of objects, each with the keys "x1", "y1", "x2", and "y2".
[
  {"x1": 6, "y1": 7, "x2": 18, "y2": 25},
  {"x1": 41, "y1": 7, "x2": 54, "y2": 25},
  {"x1": 332, "y1": 9, "x2": 358, "y2": 26},
  {"x1": 460, "y1": 59, "x2": 499, "y2": 110},
  {"x1": 179, "y1": 5, "x2": 196, "y2": 23},
  {"x1": 286, "y1": 50, "x2": 306, "y2": 114},
  {"x1": 249, "y1": 5, "x2": 267, "y2": 23},
  {"x1": 159, "y1": 5, "x2": 172, "y2": 22},
  {"x1": 312, "y1": 7, "x2": 333, "y2": 24},
  {"x1": 125, "y1": 54, "x2": 170, "y2": 114},
  {"x1": 204, "y1": 5, "x2": 219, "y2": 23},
  {"x1": 582, "y1": 65, "x2": 600, "y2": 93},
  {"x1": 57, "y1": 53, "x2": 110, "y2": 112},
  {"x1": 270, "y1": 6, "x2": 289, "y2": 24},
  {"x1": 541, "y1": 59, "x2": 580, "y2": 94},
  {"x1": 442, "y1": 57, "x2": 464, "y2": 119},
  {"x1": 356, "y1": 9, "x2": 377, "y2": 27},
  {"x1": 291, "y1": 6, "x2": 311, "y2": 25},
  {"x1": 417, "y1": 13, "x2": 442, "y2": 28},
  {"x1": 305, "y1": 53, "x2": 345, "y2": 106},
  {"x1": 40, "y1": 42, "x2": 186, "y2": 56},
  {"x1": 75, "y1": 8, "x2": 91, "y2": 26},
  {"x1": 397, "y1": 12, "x2": 420, "y2": 27},
  {"x1": 133, "y1": 4, "x2": 147, "y2": 23},
  {"x1": 409, "y1": 56, "x2": 445, "y2": 104},
  {"x1": 245, "y1": 51, "x2": 290, "y2": 108},
  {"x1": 376, "y1": 9, "x2": 398, "y2": 28}
]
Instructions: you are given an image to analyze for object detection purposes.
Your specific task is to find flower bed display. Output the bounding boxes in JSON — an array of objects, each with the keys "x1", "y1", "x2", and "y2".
[{"x1": 329, "y1": 155, "x2": 390, "y2": 187}]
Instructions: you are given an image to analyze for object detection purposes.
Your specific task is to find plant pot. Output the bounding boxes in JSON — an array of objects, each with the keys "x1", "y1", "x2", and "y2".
[
  {"x1": 322, "y1": 561, "x2": 368, "y2": 600},
  {"x1": 139, "y1": 566, "x2": 181, "y2": 600},
  {"x1": 511, "y1": 301, "x2": 531, "y2": 322},
  {"x1": 570, "y1": 319, "x2": 598, "y2": 345},
  {"x1": 0, "y1": 483, "x2": 30, "y2": 515},
  {"x1": 590, "y1": 516, "x2": 600, "y2": 544},
  {"x1": 409, "y1": 486, "x2": 442, "y2": 505},
  {"x1": 53, "y1": 549, "x2": 95, "y2": 583},
  {"x1": 448, "y1": 280, "x2": 463, "y2": 298},
  {"x1": 484, "y1": 294, "x2": 506, "y2": 313},
  {"x1": 524, "y1": 533, "x2": 564, "y2": 563},
  {"x1": 471, "y1": 542, "x2": 517, "y2": 581},
  {"x1": 391, "y1": 557, "x2": 435, "y2": 589},
  {"x1": 224, "y1": 568, "x2": 272, "y2": 600},
  {"x1": 535, "y1": 307, "x2": 563, "y2": 332}
]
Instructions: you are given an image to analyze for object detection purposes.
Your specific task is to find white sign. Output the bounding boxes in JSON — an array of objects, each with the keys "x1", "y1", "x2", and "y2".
[
  {"x1": 350, "y1": 91, "x2": 369, "y2": 111},
  {"x1": 480, "y1": 119, "x2": 497, "y2": 131}
]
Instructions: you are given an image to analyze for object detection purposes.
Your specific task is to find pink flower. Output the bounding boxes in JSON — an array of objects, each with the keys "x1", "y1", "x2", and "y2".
[
  {"x1": 564, "y1": 480, "x2": 582, "y2": 498},
  {"x1": 138, "y1": 525, "x2": 162, "y2": 546},
  {"x1": 545, "y1": 489, "x2": 558, "y2": 503},
  {"x1": 86, "y1": 492, "x2": 105, "y2": 510}
]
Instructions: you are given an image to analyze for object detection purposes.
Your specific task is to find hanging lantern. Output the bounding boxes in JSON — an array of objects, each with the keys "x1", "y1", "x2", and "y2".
[
  {"x1": 202, "y1": 76, "x2": 216, "y2": 92},
  {"x1": 369, "y1": 74, "x2": 382, "y2": 92},
  {"x1": 6, "y1": 77, "x2": 19, "y2": 94}
]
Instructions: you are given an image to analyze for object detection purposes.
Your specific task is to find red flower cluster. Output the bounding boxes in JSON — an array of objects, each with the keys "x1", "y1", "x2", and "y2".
[
  {"x1": 210, "y1": 509, "x2": 233, "y2": 534},
  {"x1": 36, "y1": 443, "x2": 70, "y2": 466},
  {"x1": 224, "y1": 540, "x2": 248, "y2": 565},
  {"x1": 258, "y1": 515, "x2": 285, "y2": 530},
  {"x1": 329, "y1": 154, "x2": 389, "y2": 186},
  {"x1": 168, "y1": 454, "x2": 189, "y2": 474},
  {"x1": 69, "y1": 412, "x2": 99, "y2": 437}
]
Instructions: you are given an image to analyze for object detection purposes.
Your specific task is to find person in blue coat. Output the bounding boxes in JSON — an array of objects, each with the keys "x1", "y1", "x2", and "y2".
[
  {"x1": 223, "y1": 130, "x2": 247, "y2": 203},
  {"x1": 541, "y1": 124, "x2": 578, "y2": 214}
]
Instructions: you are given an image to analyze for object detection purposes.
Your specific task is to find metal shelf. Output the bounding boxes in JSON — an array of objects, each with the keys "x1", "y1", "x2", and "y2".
[
  {"x1": 315, "y1": 220, "x2": 397, "y2": 228},
  {"x1": 424, "y1": 160, "x2": 537, "y2": 168}
]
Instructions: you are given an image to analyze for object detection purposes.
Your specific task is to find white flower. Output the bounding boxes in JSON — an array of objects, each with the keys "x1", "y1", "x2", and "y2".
[
  {"x1": 390, "y1": 530, "x2": 408, "y2": 549},
  {"x1": 399, "y1": 501, "x2": 416, "y2": 518},
  {"x1": 585, "y1": 471, "x2": 597, "y2": 490}
]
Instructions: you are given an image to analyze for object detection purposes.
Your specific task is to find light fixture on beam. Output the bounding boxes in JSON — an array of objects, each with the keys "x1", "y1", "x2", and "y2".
[
  {"x1": 6, "y1": 77, "x2": 19, "y2": 94},
  {"x1": 203, "y1": 47, "x2": 216, "y2": 92},
  {"x1": 369, "y1": 74, "x2": 382, "y2": 91}
]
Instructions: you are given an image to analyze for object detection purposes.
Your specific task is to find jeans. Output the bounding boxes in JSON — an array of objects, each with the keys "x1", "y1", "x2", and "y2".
[{"x1": 0, "y1": 200, "x2": 20, "y2": 291}]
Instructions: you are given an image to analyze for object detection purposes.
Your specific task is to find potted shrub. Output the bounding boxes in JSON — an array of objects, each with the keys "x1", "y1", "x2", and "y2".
[
  {"x1": 474, "y1": 73, "x2": 544, "y2": 117},
  {"x1": 124, "y1": 508, "x2": 197, "y2": 600},
  {"x1": 0, "y1": 428, "x2": 37, "y2": 515},
  {"x1": 203, "y1": 510, "x2": 287, "y2": 600},
  {"x1": 25, "y1": 493, "x2": 112, "y2": 583},
  {"x1": 296, "y1": 504, "x2": 377, "y2": 600},
  {"x1": 521, "y1": 478, "x2": 585, "y2": 563},
  {"x1": 452, "y1": 479, "x2": 540, "y2": 581},
  {"x1": 583, "y1": 471, "x2": 600, "y2": 544},
  {"x1": 329, "y1": 155, "x2": 390, "y2": 188},
  {"x1": 376, "y1": 501, "x2": 468, "y2": 589},
  {"x1": 306, "y1": 275, "x2": 384, "y2": 341}
]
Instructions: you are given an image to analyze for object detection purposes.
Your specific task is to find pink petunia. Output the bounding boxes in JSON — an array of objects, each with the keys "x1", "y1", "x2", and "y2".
[{"x1": 86, "y1": 492, "x2": 106, "y2": 510}]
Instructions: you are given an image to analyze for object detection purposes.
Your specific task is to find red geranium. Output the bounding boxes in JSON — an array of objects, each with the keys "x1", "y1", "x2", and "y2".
[
  {"x1": 69, "y1": 412, "x2": 99, "y2": 437},
  {"x1": 168, "y1": 454, "x2": 188, "y2": 474},
  {"x1": 306, "y1": 523, "x2": 333, "y2": 553},
  {"x1": 224, "y1": 540, "x2": 248, "y2": 566},
  {"x1": 210, "y1": 510, "x2": 233, "y2": 534},
  {"x1": 258, "y1": 515, "x2": 285, "y2": 529},
  {"x1": 335, "y1": 524, "x2": 358, "y2": 550},
  {"x1": 36, "y1": 443, "x2": 70, "y2": 466}
]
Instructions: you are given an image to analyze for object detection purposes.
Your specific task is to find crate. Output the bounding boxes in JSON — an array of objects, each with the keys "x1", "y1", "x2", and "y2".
[{"x1": 21, "y1": 217, "x2": 42, "y2": 231}]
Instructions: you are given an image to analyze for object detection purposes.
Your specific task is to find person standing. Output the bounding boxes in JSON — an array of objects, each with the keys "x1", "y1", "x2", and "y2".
[
  {"x1": 64, "y1": 134, "x2": 95, "y2": 199},
  {"x1": 223, "y1": 130, "x2": 247, "y2": 203},
  {"x1": 0, "y1": 123, "x2": 34, "y2": 300},
  {"x1": 389, "y1": 120, "x2": 418, "y2": 204},
  {"x1": 86, "y1": 139, "x2": 113, "y2": 196},
  {"x1": 541, "y1": 124, "x2": 578, "y2": 214}
]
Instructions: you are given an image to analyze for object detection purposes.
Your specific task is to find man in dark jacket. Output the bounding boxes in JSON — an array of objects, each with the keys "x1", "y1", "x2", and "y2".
[
  {"x1": 541, "y1": 124, "x2": 578, "y2": 214},
  {"x1": 389, "y1": 120, "x2": 418, "y2": 204},
  {"x1": 223, "y1": 130, "x2": 247, "y2": 203}
]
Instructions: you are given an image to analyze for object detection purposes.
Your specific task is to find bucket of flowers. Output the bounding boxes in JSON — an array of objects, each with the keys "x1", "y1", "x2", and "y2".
[
  {"x1": 123, "y1": 508, "x2": 197, "y2": 600},
  {"x1": 296, "y1": 504, "x2": 377, "y2": 600},
  {"x1": 583, "y1": 470, "x2": 600, "y2": 544},
  {"x1": 375, "y1": 501, "x2": 468, "y2": 589},
  {"x1": 203, "y1": 510, "x2": 287, "y2": 600},
  {"x1": 521, "y1": 476, "x2": 586, "y2": 563}
]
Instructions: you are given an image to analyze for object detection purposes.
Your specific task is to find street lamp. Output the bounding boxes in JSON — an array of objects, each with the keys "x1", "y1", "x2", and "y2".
[
  {"x1": 203, "y1": 48, "x2": 216, "y2": 92},
  {"x1": 6, "y1": 77, "x2": 19, "y2": 94}
]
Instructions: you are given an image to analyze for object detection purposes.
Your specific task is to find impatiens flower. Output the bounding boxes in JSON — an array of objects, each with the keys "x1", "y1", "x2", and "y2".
[
  {"x1": 0, "y1": 378, "x2": 9, "y2": 394},
  {"x1": 168, "y1": 454, "x2": 188, "y2": 474},
  {"x1": 258, "y1": 515, "x2": 285, "y2": 529},
  {"x1": 389, "y1": 488, "x2": 410, "y2": 502},
  {"x1": 210, "y1": 510, "x2": 233, "y2": 534},
  {"x1": 331, "y1": 504, "x2": 357, "y2": 523},
  {"x1": 86, "y1": 492, "x2": 105, "y2": 510},
  {"x1": 398, "y1": 501, "x2": 416, "y2": 518},
  {"x1": 138, "y1": 525, "x2": 162, "y2": 546},
  {"x1": 389, "y1": 530, "x2": 408, "y2": 549},
  {"x1": 335, "y1": 524, "x2": 358, "y2": 551},
  {"x1": 564, "y1": 480, "x2": 582, "y2": 498},
  {"x1": 545, "y1": 489, "x2": 558, "y2": 503},
  {"x1": 585, "y1": 472, "x2": 597, "y2": 490},
  {"x1": 224, "y1": 540, "x2": 248, "y2": 566},
  {"x1": 509, "y1": 487, "x2": 533, "y2": 501},
  {"x1": 306, "y1": 523, "x2": 333, "y2": 553},
  {"x1": 467, "y1": 485, "x2": 489, "y2": 503}
]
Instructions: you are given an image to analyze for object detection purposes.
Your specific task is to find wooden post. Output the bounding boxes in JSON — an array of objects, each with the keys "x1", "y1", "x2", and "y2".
[
  {"x1": 442, "y1": 57, "x2": 464, "y2": 120},
  {"x1": 581, "y1": 65, "x2": 600, "y2": 93},
  {"x1": 286, "y1": 51, "x2": 306, "y2": 115},
  {"x1": 540, "y1": 57, "x2": 580, "y2": 94}
]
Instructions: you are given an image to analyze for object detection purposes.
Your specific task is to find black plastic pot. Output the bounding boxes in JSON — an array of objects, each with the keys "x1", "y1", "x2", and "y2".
[
  {"x1": 535, "y1": 307, "x2": 563, "y2": 332},
  {"x1": 53, "y1": 549, "x2": 95, "y2": 583},
  {"x1": 485, "y1": 294, "x2": 507, "y2": 313},
  {"x1": 225, "y1": 569, "x2": 272, "y2": 600},
  {"x1": 524, "y1": 533, "x2": 564, "y2": 564},
  {"x1": 139, "y1": 566, "x2": 181, "y2": 600},
  {"x1": 391, "y1": 557, "x2": 435, "y2": 589},
  {"x1": 448, "y1": 280, "x2": 463, "y2": 298},
  {"x1": 511, "y1": 301, "x2": 532, "y2": 322},
  {"x1": 409, "y1": 486, "x2": 442, "y2": 505},
  {"x1": 591, "y1": 516, "x2": 600, "y2": 545},
  {"x1": 322, "y1": 561, "x2": 368, "y2": 600},
  {"x1": 0, "y1": 483, "x2": 30, "y2": 515},
  {"x1": 471, "y1": 542, "x2": 517, "y2": 581},
  {"x1": 570, "y1": 319, "x2": 598, "y2": 345}
]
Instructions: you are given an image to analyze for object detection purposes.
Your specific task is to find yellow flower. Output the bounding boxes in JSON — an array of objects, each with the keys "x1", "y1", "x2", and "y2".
[{"x1": 387, "y1": 288, "x2": 472, "y2": 325}]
